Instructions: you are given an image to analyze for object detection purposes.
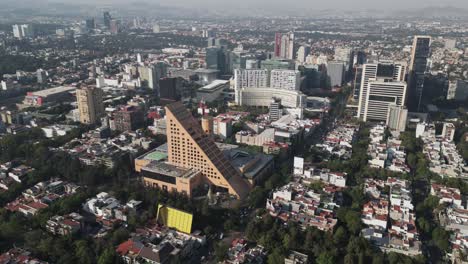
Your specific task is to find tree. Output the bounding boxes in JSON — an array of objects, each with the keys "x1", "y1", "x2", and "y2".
[
  {"x1": 317, "y1": 251, "x2": 335, "y2": 264},
  {"x1": 214, "y1": 242, "x2": 229, "y2": 262},
  {"x1": 432, "y1": 227, "x2": 450, "y2": 252},
  {"x1": 267, "y1": 248, "x2": 285, "y2": 264},
  {"x1": 247, "y1": 187, "x2": 266, "y2": 208},
  {"x1": 74, "y1": 240, "x2": 95, "y2": 264},
  {"x1": 97, "y1": 248, "x2": 118, "y2": 264},
  {"x1": 333, "y1": 226, "x2": 347, "y2": 245}
]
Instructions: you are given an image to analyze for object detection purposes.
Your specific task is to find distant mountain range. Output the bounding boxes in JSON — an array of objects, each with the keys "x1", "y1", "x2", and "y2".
[{"x1": 0, "y1": 1, "x2": 467, "y2": 20}]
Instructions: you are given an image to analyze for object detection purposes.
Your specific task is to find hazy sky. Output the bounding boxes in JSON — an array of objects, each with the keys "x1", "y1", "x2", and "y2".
[{"x1": 46, "y1": 0, "x2": 468, "y2": 11}]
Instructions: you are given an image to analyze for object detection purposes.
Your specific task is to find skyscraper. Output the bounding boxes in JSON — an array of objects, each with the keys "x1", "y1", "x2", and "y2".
[
  {"x1": 357, "y1": 62, "x2": 407, "y2": 122},
  {"x1": 296, "y1": 46, "x2": 311, "y2": 64},
  {"x1": 353, "y1": 66, "x2": 363, "y2": 101},
  {"x1": 12, "y1": 24, "x2": 33, "y2": 39},
  {"x1": 408, "y1": 36, "x2": 431, "y2": 112},
  {"x1": 109, "y1": 19, "x2": 120, "y2": 34},
  {"x1": 274, "y1": 32, "x2": 295, "y2": 60},
  {"x1": 327, "y1": 62, "x2": 345, "y2": 87},
  {"x1": 85, "y1": 18, "x2": 95, "y2": 30},
  {"x1": 357, "y1": 61, "x2": 406, "y2": 119},
  {"x1": 165, "y1": 102, "x2": 250, "y2": 199},
  {"x1": 76, "y1": 86, "x2": 104, "y2": 125},
  {"x1": 103, "y1": 11, "x2": 112, "y2": 28}
]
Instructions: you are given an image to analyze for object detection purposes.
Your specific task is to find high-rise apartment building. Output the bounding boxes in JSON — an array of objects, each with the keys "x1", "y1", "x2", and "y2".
[
  {"x1": 269, "y1": 99, "x2": 282, "y2": 121},
  {"x1": 165, "y1": 102, "x2": 250, "y2": 199},
  {"x1": 408, "y1": 36, "x2": 431, "y2": 112},
  {"x1": 357, "y1": 62, "x2": 407, "y2": 122},
  {"x1": 234, "y1": 69, "x2": 269, "y2": 90},
  {"x1": 274, "y1": 32, "x2": 295, "y2": 60},
  {"x1": 296, "y1": 46, "x2": 311, "y2": 64},
  {"x1": 113, "y1": 106, "x2": 145, "y2": 132},
  {"x1": 76, "y1": 87, "x2": 104, "y2": 125},
  {"x1": 270, "y1": 70, "x2": 300, "y2": 91}
]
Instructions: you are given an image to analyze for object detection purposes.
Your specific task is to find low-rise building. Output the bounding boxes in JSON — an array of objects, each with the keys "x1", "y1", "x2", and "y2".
[{"x1": 46, "y1": 213, "x2": 84, "y2": 236}]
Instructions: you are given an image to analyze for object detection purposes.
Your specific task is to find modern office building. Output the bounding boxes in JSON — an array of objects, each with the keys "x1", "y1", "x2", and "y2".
[
  {"x1": 359, "y1": 68, "x2": 407, "y2": 122},
  {"x1": 270, "y1": 70, "x2": 301, "y2": 91},
  {"x1": 164, "y1": 102, "x2": 251, "y2": 199},
  {"x1": 76, "y1": 86, "x2": 104, "y2": 125},
  {"x1": 327, "y1": 62, "x2": 345, "y2": 87},
  {"x1": 357, "y1": 61, "x2": 406, "y2": 120},
  {"x1": 103, "y1": 11, "x2": 112, "y2": 28},
  {"x1": 159, "y1": 77, "x2": 182, "y2": 101},
  {"x1": 205, "y1": 47, "x2": 228, "y2": 74},
  {"x1": 408, "y1": 36, "x2": 431, "y2": 111},
  {"x1": 229, "y1": 51, "x2": 247, "y2": 71},
  {"x1": 85, "y1": 18, "x2": 95, "y2": 30},
  {"x1": 353, "y1": 66, "x2": 363, "y2": 101},
  {"x1": 274, "y1": 32, "x2": 295, "y2": 60}
]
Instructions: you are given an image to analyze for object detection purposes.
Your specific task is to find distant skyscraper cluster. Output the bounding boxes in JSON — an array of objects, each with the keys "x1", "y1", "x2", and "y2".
[
  {"x1": 12, "y1": 24, "x2": 33, "y2": 39},
  {"x1": 274, "y1": 32, "x2": 295, "y2": 60}
]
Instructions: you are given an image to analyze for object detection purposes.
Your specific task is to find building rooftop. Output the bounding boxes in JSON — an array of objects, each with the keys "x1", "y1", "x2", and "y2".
[
  {"x1": 143, "y1": 161, "x2": 199, "y2": 179},
  {"x1": 30, "y1": 86, "x2": 76, "y2": 97},
  {"x1": 198, "y1": 80, "x2": 229, "y2": 93}
]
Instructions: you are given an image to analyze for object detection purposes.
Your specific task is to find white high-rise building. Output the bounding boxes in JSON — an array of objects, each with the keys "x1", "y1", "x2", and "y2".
[
  {"x1": 234, "y1": 69, "x2": 269, "y2": 90},
  {"x1": 12, "y1": 24, "x2": 33, "y2": 39},
  {"x1": 275, "y1": 32, "x2": 295, "y2": 60},
  {"x1": 296, "y1": 46, "x2": 310, "y2": 64},
  {"x1": 357, "y1": 61, "x2": 406, "y2": 120},
  {"x1": 270, "y1": 70, "x2": 300, "y2": 91}
]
